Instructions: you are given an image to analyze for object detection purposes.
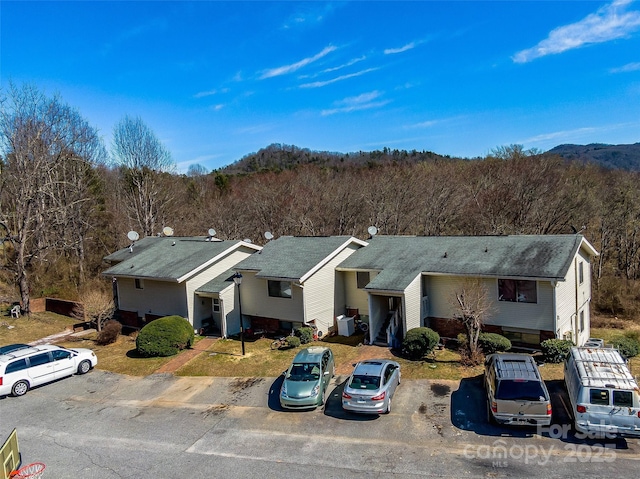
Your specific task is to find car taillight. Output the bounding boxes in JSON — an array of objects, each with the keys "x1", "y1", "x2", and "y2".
[
  {"x1": 342, "y1": 392, "x2": 352, "y2": 399},
  {"x1": 577, "y1": 405, "x2": 587, "y2": 414},
  {"x1": 0, "y1": 377, "x2": 2, "y2": 386},
  {"x1": 491, "y1": 401, "x2": 497, "y2": 413},
  {"x1": 547, "y1": 403, "x2": 552, "y2": 415},
  {"x1": 371, "y1": 391, "x2": 386, "y2": 401}
]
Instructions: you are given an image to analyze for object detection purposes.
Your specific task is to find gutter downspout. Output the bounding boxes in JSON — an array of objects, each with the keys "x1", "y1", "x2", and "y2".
[{"x1": 574, "y1": 258, "x2": 580, "y2": 344}]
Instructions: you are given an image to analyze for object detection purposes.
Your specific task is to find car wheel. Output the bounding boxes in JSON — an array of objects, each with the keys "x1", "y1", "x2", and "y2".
[
  {"x1": 12, "y1": 380, "x2": 29, "y2": 397},
  {"x1": 385, "y1": 397, "x2": 392, "y2": 414},
  {"x1": 77, "y1": 360, "x2": 91, "y2": 375}
]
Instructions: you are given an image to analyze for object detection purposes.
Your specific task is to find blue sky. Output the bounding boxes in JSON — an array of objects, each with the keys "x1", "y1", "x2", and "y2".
[{"x1": 2, "y1": 1, "x2": 640, "y2": 172}]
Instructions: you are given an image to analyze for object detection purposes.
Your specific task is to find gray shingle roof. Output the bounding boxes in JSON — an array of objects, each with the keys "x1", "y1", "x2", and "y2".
[
  {"x1": 195, "y1": 268, "x2": 237, "y2": 294},
  {"x1": 235, "y1": 236, "x2": 361, "y2": 281},
  {"x1": 102, "y1": 237, "x2": 247, "y2": 282},
  {"x1": 337, "y1": 235, "x2": 594, "y2": 292}
]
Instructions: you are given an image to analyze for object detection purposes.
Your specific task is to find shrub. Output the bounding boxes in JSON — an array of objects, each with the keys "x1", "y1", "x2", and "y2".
[
  {"x1": 478, "y1": 333, "x2": 512, "y2": 355},
  {"x1": 612, "y1": 336, "x2": 640, "y2": 359},
  {"x1": 295, "y1": 327, "x2": 314, "y2": 345},
  {"x1": 96, "y1": 320, "x2": 122, "y2": 346},
  {"x1": 402, "y1": 327, "x2": 440, "y2": 360},
  {"x1": 136, "y1": 315, "x2": 195, "y2": 357},
  {"x1": 285, "y1": 336, "x2": 301, "y2": 348},
  {"x1": 540, "y1": 339, "x2": 574, "y2": 363}
]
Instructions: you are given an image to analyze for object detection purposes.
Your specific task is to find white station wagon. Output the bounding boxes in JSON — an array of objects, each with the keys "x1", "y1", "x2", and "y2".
[{"x1": 0, "y1": 344, "x2": 97, "y2": 397}]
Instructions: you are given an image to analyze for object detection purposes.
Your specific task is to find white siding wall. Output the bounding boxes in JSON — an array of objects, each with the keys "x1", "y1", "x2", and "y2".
[
  {"x1": 555, "y1": 248, "x2": 592, "y2": 345},
  {"x1": 304, "y1": 244, "x2": 361, "y2": 335},
  {"x1": 403, "y1": 274, "x2": 422, "y2": 334},
  {"x1": 240, "y1": 272, "x2": 304, "y2": 322},
  {"x1": 117, "y1": 278, "x2": 187, "y2": 318},
  {"x1": 343, "y1": 271, "x2": 378, "y2": 316},
  {"x1": 220, "y1": 286, "x2": 239, "y2": 337},
  {"x1": 185, "y1": 248, "x2": 257, "y2": 325},
  {"x1": 427, "y1": 275, "x2": 555, "y2": 331}
]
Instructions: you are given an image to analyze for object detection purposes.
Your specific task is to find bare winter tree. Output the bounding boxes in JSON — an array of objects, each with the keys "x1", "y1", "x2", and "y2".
[
  {"x1": 111, "y1": 115, "x2": 174, "y2": 237},
  {"x1": 0, "y1": 83, "x2": 106, "y2": 313},
  {"x1": 452, "y1": 278, "x2": 495, "y2": 364}
]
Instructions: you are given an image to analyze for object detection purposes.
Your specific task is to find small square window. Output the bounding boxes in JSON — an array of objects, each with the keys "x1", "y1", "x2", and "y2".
[
  {"x1": 135, "y1": 279, "x2": 144, "y2": 290},
  {"x1": 613, "y1": 390, "x2": 633, "y2": 407},
  {"x1": 590, "y1": 389, "x2": 609, "y2": 405}
]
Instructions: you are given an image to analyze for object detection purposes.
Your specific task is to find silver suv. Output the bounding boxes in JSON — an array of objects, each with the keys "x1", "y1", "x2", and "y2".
[{"x1": 484, "y1": 353, "x2": 552, "y2": 426}]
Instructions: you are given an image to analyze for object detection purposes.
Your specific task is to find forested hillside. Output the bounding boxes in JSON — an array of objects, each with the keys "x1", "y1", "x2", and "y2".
[
  {"x1": 1, "y1": 85, "x2": 639, "y2": 320},
  {"x1": 548, "y1": 143, "x2": 640, "y2": 170}
]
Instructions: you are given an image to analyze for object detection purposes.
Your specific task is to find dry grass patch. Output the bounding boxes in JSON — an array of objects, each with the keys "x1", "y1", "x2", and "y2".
[{"x1": 0, "y1": 311, "x2": 77, "y2": 344}]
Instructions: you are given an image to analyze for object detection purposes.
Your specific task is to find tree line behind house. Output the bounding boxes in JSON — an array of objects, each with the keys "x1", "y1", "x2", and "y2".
[{"x1": 1, "y1": 83, "x2": 639, "y2": 322}]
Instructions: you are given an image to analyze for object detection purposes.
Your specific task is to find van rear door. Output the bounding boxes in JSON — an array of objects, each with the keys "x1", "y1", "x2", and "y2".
[{"x1": 609, "y1": 390, "x2": 640, "y2": 434}]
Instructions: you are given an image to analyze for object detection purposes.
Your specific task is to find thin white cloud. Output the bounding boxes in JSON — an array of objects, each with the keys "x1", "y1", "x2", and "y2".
[
  {"x1": 521, "y1": 127, "x2": 598, "y2": 143},
  {"x1": 210, "y1": 104, "x2": 224, "y2": 111},
  {"x1": 282, "y1": 3, "x2": 338, "y2": 29},
  {"x1": 260, "y1": 46, "x2": 337, "y2": 79},
  {"x1": 194, "y1": 88, "x2": 230, "y2": 99},
  {"x1": 610, "y1": 61, "x2": 640, "y2": 73},
  {"x1": 321, "y1": 90, "x2": 390, "y2": 116},
  {"x1": 384, "y1": 42, "x2": 416, "y2": 55},
  {"x1": 407, "y1": 120, "x2": 439, "y2": 129},
  {"x1": 513, "y1": 0, "x2": 640, "y2": 63},
  {"x1": 299, "y1": 67, "x2": 379, "y2": 88}
]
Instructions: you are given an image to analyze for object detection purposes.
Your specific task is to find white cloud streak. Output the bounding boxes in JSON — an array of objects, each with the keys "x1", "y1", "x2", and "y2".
[
  {"x1": 610, "y1": 61, "x2": 640, "y2": 73},
  {"x1": 321, "y1": 90, "x2": 390, "y2": 116},
  {"x1": 299, "y1": 67, "x2": 378, "y2": 88},
  {"x1": 513, "y1": 0, "x2": 640, "y2": 63},
  {"x1": 260, "y1": 46, "x2": 337, "y2": 79},
  {"x1": 193, "y1": 88, "x2": 229, "y2": 98},
  {"x1": 384, "y1": 42, "x2": 416, "y2": 55}
]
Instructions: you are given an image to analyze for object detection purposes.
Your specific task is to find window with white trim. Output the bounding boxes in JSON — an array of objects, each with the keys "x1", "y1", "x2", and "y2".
[
  {"x1": 268, "y1": 280, "x2": 292, "y2": 299},
  {"x1": 498, "y1": 279, "x2": 537, "y2": 303},
  {"x1": 135, "y1": 278, "x2": 144, "y2": 290},
  {"x1": 356, "y1": 272, "x2": 370, "y2": 289}
]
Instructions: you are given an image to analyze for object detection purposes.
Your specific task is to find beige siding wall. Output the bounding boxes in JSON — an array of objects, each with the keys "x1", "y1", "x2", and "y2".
[
  {"x1": 403, "y1": 274, "x2": 422, "y2": 334},
  {"x1": 343, "y1": 270, "x2": 379, "y2": 316},
  {"x1": 304, "y1": 244, "x2": 361, "y2": 335},
  {"x1": 428, "y1": 275, "x2": 555, "y2": 331},
  {"x1": 117, "y1": 278, "x2": 187, "y2": 319},
  {"x1": 240, "y1": 272, "x2": 304, "y2": 322}
]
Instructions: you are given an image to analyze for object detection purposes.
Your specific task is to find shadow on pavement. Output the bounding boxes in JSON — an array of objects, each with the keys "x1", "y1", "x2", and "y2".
[{"x1": 323, "y1": 378, "x2": 378, "y2": 421}]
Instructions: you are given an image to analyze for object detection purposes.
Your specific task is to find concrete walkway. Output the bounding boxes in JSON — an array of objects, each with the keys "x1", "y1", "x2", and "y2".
[{"x1": 154, "y1": 336, "x2": 218, "y2": 373}]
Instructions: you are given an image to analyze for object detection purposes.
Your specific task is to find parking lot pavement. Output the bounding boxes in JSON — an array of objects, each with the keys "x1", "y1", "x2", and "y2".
[{"x1": 4, "y1": 371, "x2": 640, "y2": 478}]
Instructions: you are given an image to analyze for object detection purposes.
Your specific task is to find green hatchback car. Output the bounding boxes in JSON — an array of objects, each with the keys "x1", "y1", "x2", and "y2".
[{"x1": 280, "y1": 347, "x2": 335, "y2": 410}]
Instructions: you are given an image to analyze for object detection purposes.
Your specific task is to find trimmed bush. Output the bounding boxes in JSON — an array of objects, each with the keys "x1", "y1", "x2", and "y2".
[
  {"x1": 612, "y1": 336, "x2": 640, "y2": 359},
  {"x1": 136, "y1": 315, "x2": 195, "y2": 357},
  {"x1": 402, "y1": 327, "x2": 440, "y2": 360},
  {"x1": 478, "y1": 333, "x2": 512, "y2": 355},
  {"x1": 540, "y1": 338, "x2": 574, "y2": 363},
  {"x1": 295, "y1": 327, "x2": 314, "y2": 345},
  {"x1": 285, "y1": 336, "x2": 301, "y2": 348},
  {"x1": 96, "y1": 319, "x2": 122, "y2": 346}
]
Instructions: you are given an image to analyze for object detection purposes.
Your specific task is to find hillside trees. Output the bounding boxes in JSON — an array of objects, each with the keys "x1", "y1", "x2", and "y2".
[
  {"x1": 112, "y1": 116, "x2": 174, "y2": 237},
  {"x1": 0, "y1": 83, "x2": 107, "y2": 312}
]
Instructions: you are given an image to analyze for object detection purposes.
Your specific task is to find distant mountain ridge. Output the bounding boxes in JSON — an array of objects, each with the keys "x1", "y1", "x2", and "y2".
[
  {"x1": 548, "y1": 142, "x2": 640, "y2": 171},
  {"x1": 221, "y1": 141, "x2": 640, "y2": 173}
]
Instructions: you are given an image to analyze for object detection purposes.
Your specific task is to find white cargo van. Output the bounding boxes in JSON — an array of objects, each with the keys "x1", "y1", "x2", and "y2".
[{"x1": 564, "y1": 347, "x2": 640, "y2": 438}]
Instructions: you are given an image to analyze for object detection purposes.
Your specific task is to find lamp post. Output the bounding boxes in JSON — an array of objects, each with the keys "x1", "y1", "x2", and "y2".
[{"x1": 233, "y1": 273, "x2": 245, "y2": 356}]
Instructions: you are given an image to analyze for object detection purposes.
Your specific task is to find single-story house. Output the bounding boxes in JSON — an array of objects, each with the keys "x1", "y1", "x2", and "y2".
[
  {"x1": 102, "y1": 236, "x2": 261, "y2": 336},
  {"x1": 336, "y1": 234, "x2": 598, "y2": 347},
  {"x1": 233, "y1": 235, "x2": 368, "y2": 336}
]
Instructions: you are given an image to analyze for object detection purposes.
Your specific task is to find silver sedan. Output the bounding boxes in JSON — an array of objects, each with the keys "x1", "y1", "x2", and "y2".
[{"x1": 341, "y1": 359, "x2": 401, "y2": 414}]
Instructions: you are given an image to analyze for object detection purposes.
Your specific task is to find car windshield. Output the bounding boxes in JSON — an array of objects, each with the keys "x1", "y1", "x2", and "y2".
[
  {"x1": 287, "y1": 363, "x2": 320, "y2": 381},
  {"x1": 496, "y1": 379, "x2": 547, "y2": 401},
  {"x1": 349, "y1": 375, "x2": 381, "y2": 390}
]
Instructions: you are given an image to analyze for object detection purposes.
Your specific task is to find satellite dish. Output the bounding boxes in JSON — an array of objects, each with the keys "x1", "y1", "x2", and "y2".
[
  {"x1": 367, "y1": 226, "x2": 378, "y2": 237},
  {"x1": 243, "y1": 238, "x2": 253, "y2": 244},
  {"x1": 264, "y1": 231, "x2": 273, "y2": 241},
  {"x1": 208, "y1": 228, "x2": 216, "y2": 237},
  {"x1": 163, "y1": 226, "x2": 174, "y2": 237},
  {"x1": 127, "y1": 231, "x2": 139, "y2": 242}
]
